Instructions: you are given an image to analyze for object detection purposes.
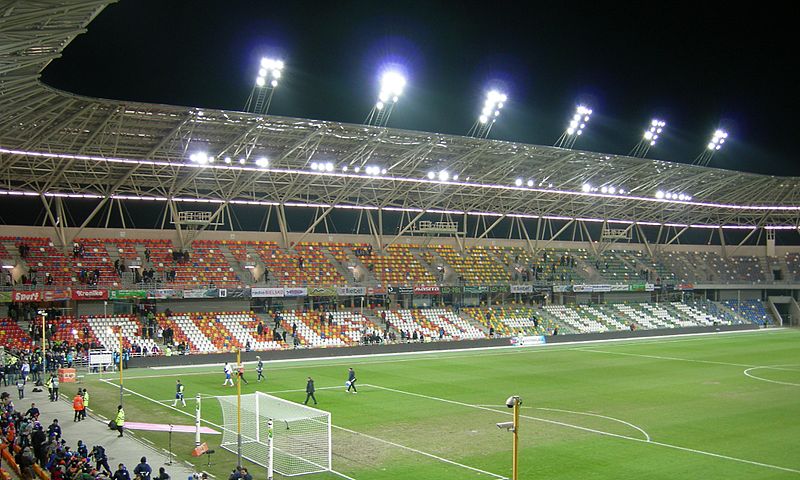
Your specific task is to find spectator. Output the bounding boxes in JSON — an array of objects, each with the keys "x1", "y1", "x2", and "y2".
[
  {"x1": 154, "y1": 467, "x2": 170, "y2": 480},
  {"x1": 112, "y1": 464, "x2": 130, "y2": 480},
  {"x1": 134, "y1": 457, "x2": 152, "y2": 480}
]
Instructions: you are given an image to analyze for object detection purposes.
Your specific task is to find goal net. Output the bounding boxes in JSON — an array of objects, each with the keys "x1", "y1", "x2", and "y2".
[{"x1": 217, "y1": 392, "x2": 331, "y2": 477}]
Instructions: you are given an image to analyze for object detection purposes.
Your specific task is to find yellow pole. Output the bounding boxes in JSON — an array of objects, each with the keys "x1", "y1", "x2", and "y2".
[
  {"x1": 236, "y1": 349, "x2": 242, "y2": 467},
  {"x1": 512, "y1": 400, "x2": 520, "y2": 480},
  {"x1": 42, "y1": 316, "x2": 46, "y2": 375},
  {"x1": 118, "y1": 327, "x2": 124, "y2": 406}
]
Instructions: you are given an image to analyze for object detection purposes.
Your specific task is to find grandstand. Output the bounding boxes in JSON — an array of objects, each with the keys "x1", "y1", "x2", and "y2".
[{"x1": 2, "y1": 4, "x2": 800, "y2": 480}]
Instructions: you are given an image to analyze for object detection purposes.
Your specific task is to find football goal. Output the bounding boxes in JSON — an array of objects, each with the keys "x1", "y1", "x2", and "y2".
[{"x1": 217, "y1": 391, "x2": 331, "y2": 477}]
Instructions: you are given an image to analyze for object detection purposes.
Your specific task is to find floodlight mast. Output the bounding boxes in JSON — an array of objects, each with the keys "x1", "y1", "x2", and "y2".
[
  {"x1": 468, "y1": 90, "x2": 507, "y2": 138},
  {"x1": 693, "y1": 128, "x2": 728, "y2": 166},
  {"x1": 244, "y1": 57, "x2": 284, "y2": 115},
  {"x1": 630, "y1": 119, "x2": 666, "y2": 158},
  {"x1": 366, "y1": 71, "x2": 406, "y2": 127},
  {"x1": 554, "y1": 105, "x2": 592, "y2": 149}
]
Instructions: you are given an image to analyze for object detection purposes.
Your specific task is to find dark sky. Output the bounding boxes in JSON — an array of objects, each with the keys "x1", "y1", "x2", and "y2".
[{"x1": 41, "y1": 1, "x2": 796, "y2": 176}]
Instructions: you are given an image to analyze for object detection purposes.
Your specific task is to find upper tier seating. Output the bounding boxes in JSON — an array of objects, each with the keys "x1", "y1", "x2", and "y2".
[
  {"x1": 430, "y1": 245, "x2": 509, "y2": 285},
  {"x1": 356, "y1": 244, "x2": 436, "y2": 286}
]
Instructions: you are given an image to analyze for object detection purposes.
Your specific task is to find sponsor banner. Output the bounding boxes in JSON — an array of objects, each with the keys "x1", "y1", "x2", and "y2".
[
  {"x1": 552, "y1": 285, "x2": 571, "y2": 293},
  {"x1": 490, "y1": 285, "x2": 510, "y2": 293},
  {"x1": 439, "y1": 285, "x2": 462, "y2": 295},
  {"x1": 308, "y1": 286, "x2": 337, "y2": 297},
  {"x1": 366, "y1": 286, "x2": 387, "y2": 295},
  {"x1": 251, "y1": 287, "x2": 285, "y2": 298},
  {"x1": 676, "y1": 283, "x2": 694, "y2": 291},
  {"x1": 72, "y1": 289, "x2": 108, "y2": 301},
  {"x1": 183, "y1": 289, "x2": 217, "y2": 299},
  {"x1": 88, "y1": 350, "x2": 114, "y2": 367},
  {"x1": 147, "y1": 289, "x2": 183, "y2": 300},
  {"x1": 510, "y1": 335, "x2": 547, "y2": 347},
  {"x1": 610, "y1": 284, "x2": 630, "y2": 292},
  {"x1": 463, "y1": 285, "x2": 488, "y2": 294},
  {"x1": 109, "y1": 290, "x2": 147, "y2": 300},
  {"x1": 593, "y1": 284, "x2": 612, "y2": 293},
  {"x1": 387, "y1": 286, "x2": 414, "y2": 295},
  {"x1": 284, "y1": 287, "x2": 308, "y2": 297},
  {"x1": 572, "y1": 284, "x2": 592, "y2": 293},
  {"x1": 413, "y1": 285, "x2": 441, "y2": 295},
  {"x1": 42, "y1": 289, "x2": 71, "y2": 302},
  {"x1": 336, "y1": 286, "x2": 366, "y2": 296},
  {"x1": 0, "y1": 291, "x2": 11, "y2": 303},
  {"x1": 510, "y1": 284, "x2": 533, "y2": 294},
  {"x1": 12, "y1": 291, "x2": 41, "y2": 302}
]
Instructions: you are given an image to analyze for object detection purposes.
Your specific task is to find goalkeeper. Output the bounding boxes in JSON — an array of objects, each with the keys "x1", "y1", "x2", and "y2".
[{"x1": 346, "y1": 367, "x2": 357, "y2": 393}]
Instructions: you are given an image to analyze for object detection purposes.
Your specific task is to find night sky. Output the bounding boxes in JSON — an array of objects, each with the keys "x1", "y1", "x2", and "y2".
[{"x1": 41, "y1": 1, "x2": 796, "y2": 176}]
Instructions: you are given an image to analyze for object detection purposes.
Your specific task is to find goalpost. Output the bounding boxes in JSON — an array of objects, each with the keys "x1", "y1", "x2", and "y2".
[{"x1": 217, "y1": 392, "x2": 332, "y2": 477}]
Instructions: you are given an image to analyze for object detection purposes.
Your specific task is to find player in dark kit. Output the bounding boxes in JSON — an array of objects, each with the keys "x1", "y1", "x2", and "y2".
[
  {"x1": 303, "y1": 377, "x2": 317, "y2": 405},
  {"x1": 256, "y1": 356, "x2": 265, "y2": 382},
  {"x1": 346, "y1": 367, "x2": 357, "y2": 393}
]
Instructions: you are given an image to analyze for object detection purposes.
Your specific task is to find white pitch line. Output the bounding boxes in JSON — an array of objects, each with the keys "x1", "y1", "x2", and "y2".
[
  {"x1": 743, "y1": 365, "x2": 800, "y2": 387},
  {"x1": 580, "y1": 348, "x2": 758, "y2": 368},
  {"x1": 330, "y1": 423, "x2": 506, "y2": 479},
  {"x1": 364, "y1": 383, "x2": 800, "y2": 475},
  {"x1": 476, "y1": 405, "x2": 651, "y2": 442},
  {"x1": 535, "y1": 407, "x2": 651, "y2": 442},
  {"x1": 99, "y1": 379, "x2": 502, "y2": 479}
]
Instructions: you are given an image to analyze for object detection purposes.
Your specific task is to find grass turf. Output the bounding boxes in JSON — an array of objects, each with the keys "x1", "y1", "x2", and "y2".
[{"x1": 80, "y1": 329, "x2": 800, "y2": 479}]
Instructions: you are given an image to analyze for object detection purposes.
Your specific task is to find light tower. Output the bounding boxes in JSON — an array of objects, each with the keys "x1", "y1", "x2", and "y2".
[
  {"x1": 244, "y1": 57, "x2": 284, "y2": 115},
  {"x1": 554, "y1": 105, "x2": 592, "y2": 149},
  {"x1": 693, "y1": 128, "x2": 728, "y2": 166},
  {"x1": 468, "y1": 90, "x2": 507, "y2": 138},
  {"x1": 630, "y1": 119, "x2": 666, "y2": 158},
  {"x1": 366, "y1": 70, "x2": 406, "y2": 127}
]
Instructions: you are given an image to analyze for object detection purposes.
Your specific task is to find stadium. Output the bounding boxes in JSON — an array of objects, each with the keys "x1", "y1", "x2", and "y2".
[{"x1": 1, "y1": 2, "x2": 798, "y2": 480}]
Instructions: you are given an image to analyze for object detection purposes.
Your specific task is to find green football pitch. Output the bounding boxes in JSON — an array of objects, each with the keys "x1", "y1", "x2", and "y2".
[{"x1": 83, "y1": 329, "x2": 800, "y2": 479}]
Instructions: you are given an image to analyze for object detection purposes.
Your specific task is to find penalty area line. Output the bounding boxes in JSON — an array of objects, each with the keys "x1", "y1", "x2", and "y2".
[{"x1": 363, "y1": 383, "x2": 800, "y2": 475}]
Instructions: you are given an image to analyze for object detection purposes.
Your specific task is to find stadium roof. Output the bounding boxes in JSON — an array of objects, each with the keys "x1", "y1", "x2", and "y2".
[{"x1": 2, "y1": 0, "x2": 800, "y2": 233}]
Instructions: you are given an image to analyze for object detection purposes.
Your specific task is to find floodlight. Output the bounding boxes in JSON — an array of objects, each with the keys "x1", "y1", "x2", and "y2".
[
  {"x1": 707, "y1": 129, "x2": 729, "y2": 151},
  {"x1": 470, "y1": 88, "x2": 508, "y2": 138},
  {"x1": 324, "y1": 162, "x2": 334, "y2": 172},
  {"x1": 271, "y1": 80, "x2": 278, "y2": 87},
  {"x1": 515, "y1": 178, "x2": 523, "y2": 187},
  {"x1": 256, "y1": 157, "x2": 269, "y2": 168},
  {"x1": 342, "y1": 166, "x2": 348, "y2": 172},
  {"x1": 600, "y1": 186, "x2": 608, "y2": 193},
  {"x1": 239, "y1": 158, "x2": 246, "y2": 165},
  {"x1": 565, "y1": 105, "x2": 592, "y2": 138},
  {"x1": 582, "y1": 183, "x2": 591, "y2": 192},
  {"x1": 608, "y1": 186, "x2": 616, "y2": 194},
  {"x1": 526, "y1": 179, "x2": 534, "y2": 187},
  {"x1": 354, "y1": 166, "x2": 361, "y2": 173},
  {"x1": 452, "y1": 174, "x2": 459, "y2": 181},
  {"x1": 381, "y1": 168, "x2": 387, "y2": 174},
  {"x1": 438, "y1": 170, "x2": 449, "y2": 182},
  {"x1": 310, "y1": 162, "x2": 319, "y2": 171},
  {"x1": 376, "y1": 101, "x2": 384, "y2": 110},
  {"x1": 427, "y1": 171, "x2": 436, "y2": 180},
  {"x1": 224, "y1": 157, "x2": 232, "y2": 164},
  {"x1": 255, "y1": 76, "x2": 266, "y2": 87}
]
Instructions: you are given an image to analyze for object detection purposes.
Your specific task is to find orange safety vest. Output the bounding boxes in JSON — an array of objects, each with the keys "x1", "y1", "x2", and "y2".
[{"x1": 73, "y1": 395, "x2": 84, "y2": 411}]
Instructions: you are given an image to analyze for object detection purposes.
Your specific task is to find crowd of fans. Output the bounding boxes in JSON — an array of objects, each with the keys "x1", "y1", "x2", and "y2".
[{"x1": 1, "y1": 387, "x2": 170, "y2": 480}]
